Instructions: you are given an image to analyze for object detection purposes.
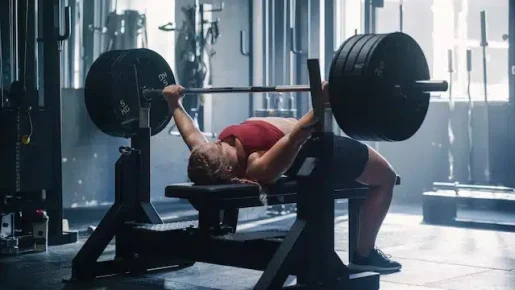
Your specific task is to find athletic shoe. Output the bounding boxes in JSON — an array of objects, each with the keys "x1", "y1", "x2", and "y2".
[{"x1": 348, "y1": 248, "x2": 402, "y2": 273}]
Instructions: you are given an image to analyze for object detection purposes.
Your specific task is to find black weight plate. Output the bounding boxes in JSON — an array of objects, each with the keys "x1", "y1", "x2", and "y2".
[
  {"x1": 329, "y1": 34, "x2": 371, "y2": 138},
  {"x1": 343, "y1": 34, "x2": 385, "y2": 141},
  {"x1": 329, "y1": 34, "x2": 383, "y2": 140},
  {"x1": 363, "y1": 33, "x2": 430, "y2": 141},
  {"x1": 110, "y1": 49, "x2": 175, "y2": 137},
  {"x1": 85, "y1": 50, "x2": 128, "y2": 137}
]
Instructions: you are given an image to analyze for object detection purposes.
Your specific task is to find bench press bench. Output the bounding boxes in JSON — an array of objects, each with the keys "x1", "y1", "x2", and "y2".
[{"x1": 164, "y1": 175, "x2": 401, "y2": 263}]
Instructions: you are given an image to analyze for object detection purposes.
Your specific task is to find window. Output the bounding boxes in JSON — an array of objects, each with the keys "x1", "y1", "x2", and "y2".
[
  {"x1": 409, "y1": 0, "x2": 508, "y2": 100},
  {"x1": 335, "y1": 0, "x2": 363, "y2": 47},
  {"x1": 336, "y1": 0, "x2": 509, "y2": 101},
  {"x1": 112, "y1": 0, "x2": 176, "y2": 70},
  {"x1": 456, "y1": 0, "x2": 509, "y2": 101}
]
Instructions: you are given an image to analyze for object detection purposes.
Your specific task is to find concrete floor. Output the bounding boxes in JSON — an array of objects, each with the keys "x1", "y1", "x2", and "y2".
[{"x1": 1, "y1": 205, "x2": 515, "y2": 290}]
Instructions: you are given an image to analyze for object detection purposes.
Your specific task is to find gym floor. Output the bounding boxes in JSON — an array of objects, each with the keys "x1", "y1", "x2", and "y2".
[{"x1": 1, "y1": 203, "x2": 514, "y2": 290}]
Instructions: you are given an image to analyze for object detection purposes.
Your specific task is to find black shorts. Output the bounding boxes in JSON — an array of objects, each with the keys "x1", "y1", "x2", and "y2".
[{"x1": 286, "y1": 136, "x2": 369, "y2": 183}]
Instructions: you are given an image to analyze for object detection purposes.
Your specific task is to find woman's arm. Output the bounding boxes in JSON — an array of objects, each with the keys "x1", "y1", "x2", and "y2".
[
  {"x1": 245, "y1": 82, "x2": 329, "y2": 184},
  {"x1": 245, "y1": 109, "x2": 315, "y2": 184},
  {"x1": 163, "y1": 85, "x2": 208, "y2": 150}
]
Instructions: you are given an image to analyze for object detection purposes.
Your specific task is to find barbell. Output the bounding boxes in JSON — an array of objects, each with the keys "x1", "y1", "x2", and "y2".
[{"x1": 84, "y1": 32, "x2": 448, "y2": 141}]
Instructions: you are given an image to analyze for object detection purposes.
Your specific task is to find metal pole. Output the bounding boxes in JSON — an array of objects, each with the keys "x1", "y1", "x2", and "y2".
[
  {"x1": 10, "y1": 0, "x2": 18, "y2": 81},
  {"x1": 466, "y1": 49, "x2": 474, "y2": 184},
  {"x1": 400, "y1": 0, "x2": 404, "y2": 32},
  {"x1": 364, "y1": 0, "x2": 371, "y2": 34},
  {"x1": 447, "y1": 49, "x2": 455, "y2": 182},
  {"x1": 248, "y1": 0, "x2": 254, "y2": 117},
  {"x1": 42, "y1": 0, "x2": 65, "y2": 245},
  {"x1": 480, "y1": 10, "x2": 490, "y2": 183}
]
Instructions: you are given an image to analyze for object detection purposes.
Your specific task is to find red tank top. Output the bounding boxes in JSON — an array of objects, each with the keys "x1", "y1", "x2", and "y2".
[{"x1": 218, "y1": 120, "x2": 285, "y2": 157}]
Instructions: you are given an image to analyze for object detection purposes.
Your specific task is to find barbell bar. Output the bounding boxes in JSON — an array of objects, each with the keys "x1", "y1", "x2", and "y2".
[
  {"x1": 142, "y1": 80, "x2": 447, "y2": 97},
  {"x1": 84, "y1": 32, "x2": 448, "y2": 141}
]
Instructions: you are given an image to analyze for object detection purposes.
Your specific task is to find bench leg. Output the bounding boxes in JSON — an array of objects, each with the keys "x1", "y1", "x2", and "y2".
[
  {"x1": 348, "y1": 198, "x2": 364, "y2": 264},
  {"x1": 254, "y1": 220, "x2": 306, "y2": 290},
  {"x1": 222, "y1": 209, "x2": 239, "y2": 233}
]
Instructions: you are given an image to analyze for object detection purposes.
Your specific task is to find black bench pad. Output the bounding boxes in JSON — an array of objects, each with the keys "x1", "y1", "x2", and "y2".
[{"x1": 165, "y1": 175, "x2": 401, "y2": 202}]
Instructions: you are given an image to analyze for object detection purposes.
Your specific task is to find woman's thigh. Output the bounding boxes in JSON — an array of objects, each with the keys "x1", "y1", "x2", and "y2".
[
  {"x1": 285, "y1": 136, "x2": 370, "y2": 183},
  {"x1": 331, "y1": 136, "x2": 370, "y2": 183}
]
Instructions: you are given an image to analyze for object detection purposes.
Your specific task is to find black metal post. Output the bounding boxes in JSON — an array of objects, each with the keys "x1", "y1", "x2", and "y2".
[
  {"x1": 348, "y1": 199, "x2": 363, "y2": 264},
  {"x1": 131, "y1": 128, "x2": 161, "y2": 224},
  {"x1": 41, "y1": 0, "x2": 76, "y2": 246},
  {"x1": 324, "y1": 0, "x2": 335, "y2": 77},
  {"x1": 371, "y1": 2, "x2": 377, "y2": 34},
  {"x1": 16, "y1": 0, "x2": 37, "y2": 104},
  {"x1": 82, "y1": 0, "x2": 94, "y2": 82},
  {"x1": 308, "y1": 60, "x2": 336, "y2": 287},
  {"x1": 131, "y1": 132, "x2": 150, "y2": 205},
  {"x1": 9, "y1": 0, "x2": 17, "y2": 82},
  {"x1": 0, "y1": 0, "x2": 11, "y2": 106},
  {"x1": 62, "y1": 0, "x2": 76, "y2": 88},
  {"x1": 132, "y1": 106, "x2": 161, "y2": 223}
]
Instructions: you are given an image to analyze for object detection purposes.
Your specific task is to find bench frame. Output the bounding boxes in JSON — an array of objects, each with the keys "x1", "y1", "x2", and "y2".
[
  {"x1": 68, "y1": 127, "x2": 187, "y2": 281},
  {"x1": 68, "y1": 60, "x2": 381, "y2": 290}
]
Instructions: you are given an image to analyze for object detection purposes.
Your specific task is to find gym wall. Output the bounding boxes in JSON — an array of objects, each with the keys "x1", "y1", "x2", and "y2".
[{"x1": 201, "y1": 0, "x2": 252, "y2": 133}]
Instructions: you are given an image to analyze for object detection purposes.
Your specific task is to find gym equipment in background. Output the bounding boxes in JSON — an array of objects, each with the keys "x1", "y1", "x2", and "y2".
[
  {"x1": 159, "y1": 0, "x2": 224, "y2": 132},
  {"x1": 0, "y1": 0, "x2": 78, "y2": 254},
  {"x1": 423, "y1": 11, "x2": 515, "y2": 231},
  {"x1": 88, "y1": 6, "x2": 148, "y2": 52}
]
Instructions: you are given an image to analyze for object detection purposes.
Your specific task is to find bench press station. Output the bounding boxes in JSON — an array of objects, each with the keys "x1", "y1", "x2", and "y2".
[
  {"x1": 68, "y1": 32, "x2": 447, "y2": 289},
  {"x1": 69, "y1": 60, "x2": 398, "y2": 290}
]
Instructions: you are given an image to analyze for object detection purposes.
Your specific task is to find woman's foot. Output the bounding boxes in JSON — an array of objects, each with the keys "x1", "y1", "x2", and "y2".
[{"x1": 348, "y1": 248, "x2": 402, "y2": 273}]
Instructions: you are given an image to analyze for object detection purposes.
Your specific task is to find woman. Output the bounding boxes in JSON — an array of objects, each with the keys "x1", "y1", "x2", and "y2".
[{"x1": 163, "y1": 83, "x2": 401, "y2": 273}]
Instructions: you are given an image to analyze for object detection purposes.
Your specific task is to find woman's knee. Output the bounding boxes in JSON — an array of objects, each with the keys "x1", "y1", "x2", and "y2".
[{"x1": 382, "y1": 164, "x2": 397, "y2": 186}]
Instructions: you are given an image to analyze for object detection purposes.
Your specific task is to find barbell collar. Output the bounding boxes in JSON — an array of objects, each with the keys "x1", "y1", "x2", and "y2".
[{"x1": 411, "y1": 80, "x2": 449, "y2": 93}]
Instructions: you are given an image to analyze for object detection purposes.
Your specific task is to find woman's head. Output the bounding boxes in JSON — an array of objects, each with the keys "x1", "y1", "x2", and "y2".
[{"x1": 187, "y1": 141, "x2": 239, "y2": 185}]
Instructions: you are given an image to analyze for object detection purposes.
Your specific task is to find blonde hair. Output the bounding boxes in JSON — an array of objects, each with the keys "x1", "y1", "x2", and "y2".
[{"x1": 187, "y1": 143, "x2": 259, "y2": 186}]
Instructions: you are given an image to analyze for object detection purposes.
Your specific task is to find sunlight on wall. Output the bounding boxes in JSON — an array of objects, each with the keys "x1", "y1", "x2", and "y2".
[
  {"x1": 339, "y1": 0, "x2": 362, "y2": 43},
  {"x1": 345, "y1": 0, "x2": 510, "y2": 100},
  {"x1": 453, "y1": 0, "x2": 509, "y2": 101},
  {"x1": 432, "y1": 0, "x2": 455, "y2": 98},
  {"x1": 116, "y1": 0, "x2": 176, "y2": 73}
]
